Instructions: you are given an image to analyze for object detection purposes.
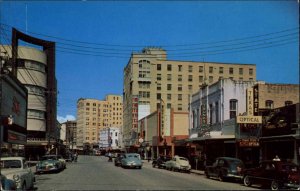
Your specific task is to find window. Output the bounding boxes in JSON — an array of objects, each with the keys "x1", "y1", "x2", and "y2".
[
  {"x1": 265, "y1": 100, "x2": 274, "y2": 109},
  {"x1": 239, "y1": 68, "x2": 243, "y2": 75},
  {"x1": 209, "y1": 104, "x2": 213, "y2": 124},
  {"x1": 167, "y1": 84, "x2": 172, "y2": 90},
  {"x1": 167, "y1": 103, "x2": 171, "y2": 109},
  {"x1": 178, "y1": 104, "x2": 182, "y2": 111},
  {"x1": 188, "y1": 65, "x2": 193, "y2": 72},
  {"x1": 285, "y1": 101, "x2": 293, "y2": 106},
  {"x1": 209, "y1": 67, "x2": 213, "y2": 73},
  {"x1": 157, "y1": 64, "x2": 161, "y2": 71},
  {"x1": 167, "y1": 94, "x2": 172, "y2": 100},
  {"x1": 215, "y1": 102, "x2": 219, "y2": 123},
  {"x1": 229, "y1": 68, "x2": 234, "y2": 75},
  {"x1": 209, "y1": 76, "x2": 213, "y2": 83},
  {"x1": 229, "y1": 99, "x2": 238, "y2": 119},
  {"x1": 167, "y1": 74, "x2": 172, "y2": 81},
  {"x1": 178, "y1": 84, "x2": 182, "y2": 91},
  {"x1": 167, "y1": 64, "x2": 172, "y2": 71},
  {"x1": 219, "y1": 67, "x2": 223, "y2": 74},
  {"x1": 199, "y1": 76, "x2": 204, "y2": 82},
  {"x1": 188, "y1": 75, "x2": 193, "y2": 82},
  {"x1": 178, "y1": 65, "x2": 182, "y2": 72},
  {"x1": 199, "y1": 66, "x2": 204, "y2": 72},
  {"x1": 157, "y1": 74, "x2": 161, "y2": 81},
  {"x1": 157, "y1": 83, "x2": 161, "y2": 90},
  {"x1": 178, "y1": 75, "x2": 182, "y2": 82},
  {"x1": 249, "y1": 68, "x2": 253, "y2": 75},
  {"x1": 178, "y1": 94, "x2": 182, "y2": 101},
  {"x1": 188, "y1": 85, "x2": 192, "y2": 91},
  {"x1": 157, "y1": 93, "x2": 161, "y2": 100}
]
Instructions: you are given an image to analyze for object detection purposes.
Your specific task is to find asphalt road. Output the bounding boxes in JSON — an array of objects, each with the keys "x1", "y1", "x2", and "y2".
[{"x1": 34, "y1": 155, "x2": 260, "y2": 190}]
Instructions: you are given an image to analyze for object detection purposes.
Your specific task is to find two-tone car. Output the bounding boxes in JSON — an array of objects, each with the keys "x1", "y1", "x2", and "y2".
[
  {"x1": 121, "y1": 153, "x2": 143, "y2": 169},
  {"x1": 36, "y1": 156, "x2": 62, "y2": 174},
  {"x1": 0, "y1": 157, "x2": 35, "y2": 190},
  {"x1": 205, "y1": 157, "x2": 244, "y2": 182},
  {"x1": 165, "y1": 155, "x2": 191, "y2": 173},
  {"x1": 243, "y1": 160, "x2": 300, "y2": 190}
]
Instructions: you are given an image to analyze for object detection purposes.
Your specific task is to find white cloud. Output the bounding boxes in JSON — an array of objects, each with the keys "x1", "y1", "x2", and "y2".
[{"x1": 57, "y1": 115, "x2": 76, "y2": 123}]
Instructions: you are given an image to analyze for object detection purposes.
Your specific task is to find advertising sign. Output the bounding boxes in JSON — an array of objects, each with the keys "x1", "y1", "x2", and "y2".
[
  {"x1": 253, "y1": 85, "x2": 259, "y2": 115},
  {"x1": 237, "y1": 116, "x2": 262, "y2": 124},
  {"x1": 132, "y1": 96, "x2": 139, "y2": 129},
  {"x1": 1, "y1": 76, "x2": 27, "y2": 127},
  {"x1": 247, "y1": 88, "x2": 254, "y2": 116}
]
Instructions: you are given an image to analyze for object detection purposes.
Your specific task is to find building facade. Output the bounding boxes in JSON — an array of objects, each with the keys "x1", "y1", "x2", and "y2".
[
  {"x1": 76, "y1": 95, "x2": 123, "y2": 150},
  {"x1": 123, "y1": 47, "x2": 256, "y2": 147},
  {"x1": 1, "y1": 29, "x2": 57, "y2": 159},
  {"x1": 61, "y1": 120, "x2": 77, "y2": 151},
  {"x1": 99, "y1": 127, "x2": 120, "y2": 150}
]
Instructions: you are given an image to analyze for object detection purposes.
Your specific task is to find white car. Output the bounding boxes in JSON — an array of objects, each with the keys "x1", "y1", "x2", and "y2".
[
  {"x1": 0, "y1": 157, "x2": 35, "y2": 190},
  {"x1": 165, "y1": 155, "x2": 191, "y2": 173}
]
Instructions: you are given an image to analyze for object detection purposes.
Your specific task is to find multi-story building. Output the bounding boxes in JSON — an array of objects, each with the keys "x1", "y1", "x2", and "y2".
[
  {"x1": 61, "y1": 120, "x2": 77, "y2": 150},
  {"x1": 123, "y1": 47, "x2": 256, "y2": 147},
  {"x1": 99, "y1": 127, "x2": 120, "y2": 150},
  {"x1": 0, "y1": 28, "x2": 57, "y2": 159},
  {"x1": 76, "y1": 95, "x2": 123, "y2": 150}
]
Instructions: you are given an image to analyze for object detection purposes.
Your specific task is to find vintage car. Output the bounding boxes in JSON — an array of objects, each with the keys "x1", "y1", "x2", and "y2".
[
  {"x1": 165, "y1": 155, "x2": 191, "y2": 173},
  {"x1": 205, "y1": 157, "x2": 244, "y2": 181},
  {"x1": 36, "y1": 157, "x2": 62, "y2": 174},
  {"x1": 42, "y1": 155, "x2": 66, "y2": 169},
  {"x1": 0, "y1": 157, "x2": 35, "y2": 190},
  {"x1": 152, "y1": 155, "x2": 172, "y2": 169},
  {"x1": 114, "y1": 153, "x2": 124, "y2": 167},
  {"x1": 1, "y1": 174, "x2": 17, "y2": 191},
  {"x1": 243, "y1": 160, "x2": 300, "y2": 190},
  {"x1": 121, "y1": 153, "x2": 143, "y2": 169}
]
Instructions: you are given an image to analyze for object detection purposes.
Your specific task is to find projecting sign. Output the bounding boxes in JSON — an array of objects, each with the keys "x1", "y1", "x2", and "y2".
[
  {"x1": 237, "y1": 116, "x2": 262, "y2": 124},
  {"x1": 247, "y1": 88, "x2": 254, "y2": 116}
]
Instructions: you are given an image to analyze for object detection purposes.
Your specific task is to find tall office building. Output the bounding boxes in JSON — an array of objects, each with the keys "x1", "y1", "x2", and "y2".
[
  {"x1": 76, "y1": 95, "x2": 123, "y2": 150},
  {"x1": 123, "y1": 47, "x2": 256, "y2": 146}
]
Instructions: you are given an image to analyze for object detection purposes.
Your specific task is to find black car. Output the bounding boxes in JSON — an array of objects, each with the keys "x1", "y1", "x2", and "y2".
[
  {"x1": 205, "y1": 157, "x2": 244, "y2": 182},
  {"x1": 152, "y1": 156, "x2": 172, "y2": 169},
  {"x1": 243, "y1": 161, "x2": 300, "y2": 190},
  {"x1": 114, "y1": 153, "x2": 124, "y2": 166}
]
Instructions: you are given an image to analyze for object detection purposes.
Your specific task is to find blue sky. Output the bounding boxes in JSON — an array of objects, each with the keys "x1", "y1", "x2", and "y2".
[{"x1": 0, "y1": 1, "x2": 299, "y2": 123}]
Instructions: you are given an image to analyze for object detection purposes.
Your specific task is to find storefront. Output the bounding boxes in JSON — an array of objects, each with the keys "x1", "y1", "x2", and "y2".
[{"x1": 0, "y1": 73, "x2": 27, "y2": 157}]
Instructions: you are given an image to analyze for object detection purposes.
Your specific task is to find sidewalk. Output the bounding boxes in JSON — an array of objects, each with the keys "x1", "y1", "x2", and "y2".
[{"x1": 143, "y1": 160, "x2": 205, "y2": 176}]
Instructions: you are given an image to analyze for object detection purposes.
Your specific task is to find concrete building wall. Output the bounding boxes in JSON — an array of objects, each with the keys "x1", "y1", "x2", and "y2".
[
  {"x1": 173, "y1": 112, "x2": 189, "y2": 135},
  {"x1": 123, "y1": 48, "x2": 257, "y2": 145},
  {"x1": 257, "y1": 83, "x2": 299, "y2": 110}
]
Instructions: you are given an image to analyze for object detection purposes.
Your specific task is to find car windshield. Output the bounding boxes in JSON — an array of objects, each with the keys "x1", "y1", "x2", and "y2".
[
  {"x1": 0, "y1": 160, "x2": 22, "y2": 169},
  {"x1": 127, "y1": 155, "x2": 140, "y2": 159},
  {"x1": 179, "y1": 157, "x2": 188, "y2": 161},
  {"x1": 228, "y1": 160, "x2": 243, "y2": 169},
  {"x1": 282, "y1": 164, "x2": 299, "y2": 172}
]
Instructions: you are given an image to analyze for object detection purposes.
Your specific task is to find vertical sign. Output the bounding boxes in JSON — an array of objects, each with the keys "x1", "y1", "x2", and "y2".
[
  {"x1": 247, "y1": 88, "x2": 254, "y2": 116},
  {"x1": 132, "y1": 96, "x2": 139, "y2": 129},
  {"x1": 161, "y1": 104, "x2": 165, "y2": 137},
  {"x1": 253, "y1": 85, "x2": 259, "y2": 116},
  {"x1": 201, "y1": 104, "x2": 207, "y2": 127}
]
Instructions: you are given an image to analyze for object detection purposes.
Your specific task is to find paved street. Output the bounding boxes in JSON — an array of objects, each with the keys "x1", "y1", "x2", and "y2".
[{"x1": 34, "y1": 155, "x2": 260, "y2": 190}]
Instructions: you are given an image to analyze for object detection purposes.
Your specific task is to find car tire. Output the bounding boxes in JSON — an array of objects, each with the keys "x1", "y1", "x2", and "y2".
[
  {"x1": 243, "y1": 175, "x2": 252, "y2": 187},
  {"x1": 152, "y1": 163, "x2": 156, "y2": 168},
  {"x1": 218, "y1": 173, "x2": 224, "y2": 182},
  {"x1": 271, "y1": 180, "x2": 279, "y2": 190}
]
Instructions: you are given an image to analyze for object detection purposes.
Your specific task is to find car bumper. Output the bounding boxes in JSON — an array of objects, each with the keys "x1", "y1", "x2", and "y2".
[
  {"x1": 284, "y1": 183, "x2": 300, "y2": 190},
  {"x1": 226, "y1": 174, "x2": 243, "y2": 179},
  {"x1": 36, "y1": 166, "x2": 59, "y2": 173},
  {"x1": 123, "y1": 164, "x2": 142, "y2": 168}
]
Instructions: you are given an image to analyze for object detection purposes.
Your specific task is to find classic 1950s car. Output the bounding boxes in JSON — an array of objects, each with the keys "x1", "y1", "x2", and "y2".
[
  {"x1": 243, "y1": 160, "x2": 300, "y2": 190},
  {"x1": 0, "y1": 157, "x2": 35, "y2": 190},
  {"x1": 36, "y1": 156, "x2": 63, "y2": 174},
  {"x1": 121, "y1": 153, "x2": 143, "y2": 169},
  {"x1": 205, "y1": 157, "x2": 244, "y2": 181},
  {"x1": 152, "y1": 155, "x2": 172, "y2": 169},
  {"x1": 1, "y1": 174, "x2": 17, "y2": 191},
  {"x1": 165, "y1": 155, "x2": 191, "y2": 173}
]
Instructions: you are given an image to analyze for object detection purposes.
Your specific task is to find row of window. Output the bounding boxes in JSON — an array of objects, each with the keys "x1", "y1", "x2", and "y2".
[
  {"x1": 85, "y1": 102, "x2": 123, "y2": 107},
  {"x1": 157, "y1": 64, "x2": 254, "y2": 75},
  {"x1": 18, "y1": 59, "x2": 46, "y2": 73},
  {"x1": 86, "y1": 121, "x2": 122, "y2": 126},
  {"x1": 157, "y1": 74, "x2": 253, "y2": 83}
]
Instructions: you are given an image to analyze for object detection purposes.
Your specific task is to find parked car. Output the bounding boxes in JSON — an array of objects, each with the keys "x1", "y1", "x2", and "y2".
[
  {"x1": 36, "y1": 156, "x2": 62, "y2": 174},
  {"x1": 114, "y1": 153, "x2": 124, "y2": 167},
  {"x1": 165, "y1": 155, "x2": 191, "y2": 173},
  {"x1": 0, "y1": 157, "x2": 35, "y2": 190},
  {"x1": 1, "y1": 174, "x2": 17, "y2": 191},
  {"x1": 152, "y1": 155, "x2": 171, "y2": 169},
  {"x1": 41, "y1": 155, "x2": 66, "y2": 169},
  {"x1": 243, "y1": 160, "x2": 300, "y2": 190},
  {"x1": 121, "y1": 153, "x2": 143, "y2": 169},
  {"x1": 205, "y1": 157, "x2": 244, "y2": 182}
]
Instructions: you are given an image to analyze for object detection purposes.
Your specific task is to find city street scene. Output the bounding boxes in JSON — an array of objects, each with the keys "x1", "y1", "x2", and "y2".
[{"x1": 0, "y1": 1, "x2": 299, "y2": 191}]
